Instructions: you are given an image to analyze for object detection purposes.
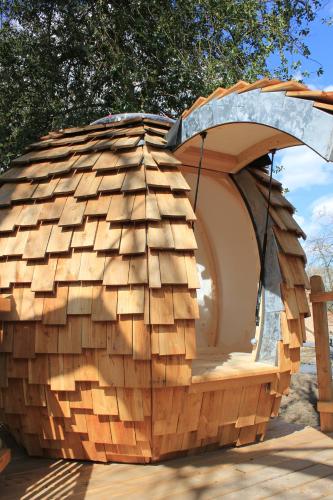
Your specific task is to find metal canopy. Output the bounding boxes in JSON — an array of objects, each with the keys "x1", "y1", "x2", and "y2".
[{"x1": 167, "y1": 89, "x2": 333, "y2": 162}]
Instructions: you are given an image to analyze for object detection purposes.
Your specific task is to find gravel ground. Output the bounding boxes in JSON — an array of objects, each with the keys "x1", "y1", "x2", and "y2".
[
  {"x1": 278, "y1": 343, "x2": 329, "y2": 427},
  {"x1": 279, "y1": 372, "x2": 319, "y2": 427}
]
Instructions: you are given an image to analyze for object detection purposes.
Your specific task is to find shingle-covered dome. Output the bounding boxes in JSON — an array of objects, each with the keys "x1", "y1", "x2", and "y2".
[
  {"x1": 0, "y1": 97, "x2": 310, "y2": 463},
  {"x1": 0, "y1": 116, "x2": 201, "y2": 461}
]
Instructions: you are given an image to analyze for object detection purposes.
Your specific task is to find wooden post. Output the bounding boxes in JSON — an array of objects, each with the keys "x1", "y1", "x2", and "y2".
[
  {"x1": 310, "y1": 275, "x2": 333, "y2": 432},
  {"x1": 0, "y1": 298, "x2": 11, "y2": 471}
]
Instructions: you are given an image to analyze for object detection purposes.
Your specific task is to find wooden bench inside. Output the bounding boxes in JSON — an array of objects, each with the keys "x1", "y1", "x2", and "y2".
[{"x1": 192, "y1": 352, "x2": 278, "y2": 383}]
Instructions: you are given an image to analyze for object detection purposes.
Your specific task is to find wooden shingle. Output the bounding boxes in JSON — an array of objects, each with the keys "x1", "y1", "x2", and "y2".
[{"x1": 0, "y1": 110, "x2": 308, "y2": 465}]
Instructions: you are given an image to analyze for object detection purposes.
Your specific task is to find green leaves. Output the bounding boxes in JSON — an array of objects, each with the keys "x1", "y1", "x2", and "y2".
[{"x1": 0, "y1": 0, "x2": 323, "y2": 168}]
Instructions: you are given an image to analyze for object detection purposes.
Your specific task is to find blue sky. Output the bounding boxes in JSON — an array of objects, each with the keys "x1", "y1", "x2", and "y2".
[{"x1": 272, "y1": 1, "x2": 333, "y2": 240}]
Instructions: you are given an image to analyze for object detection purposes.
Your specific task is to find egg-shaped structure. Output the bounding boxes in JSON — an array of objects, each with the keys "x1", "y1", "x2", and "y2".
[{"x1": 0, "y1": 79, "x2": 332, "y2": 463}]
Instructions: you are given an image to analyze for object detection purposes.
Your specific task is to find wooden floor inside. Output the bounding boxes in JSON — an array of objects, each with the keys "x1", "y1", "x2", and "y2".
[{"x1": 1, "y1": 419, "x2": 333, "y2": 499}]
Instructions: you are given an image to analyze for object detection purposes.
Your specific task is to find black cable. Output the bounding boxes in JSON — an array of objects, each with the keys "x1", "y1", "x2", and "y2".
[
  {"x1": 193, "y1": 131, "x2": 207, "y2": 213},
  {"x1": 255, "y1": 149, "x2": 276, "y2": 326}
]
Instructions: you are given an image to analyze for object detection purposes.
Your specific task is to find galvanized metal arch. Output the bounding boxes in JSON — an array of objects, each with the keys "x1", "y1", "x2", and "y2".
[
  {"x1": 233, "y1": 169, "x2": 283, "y2": 364},
  {"x1": 168, "y1": 89, "x2": 333, "y2": 161}
]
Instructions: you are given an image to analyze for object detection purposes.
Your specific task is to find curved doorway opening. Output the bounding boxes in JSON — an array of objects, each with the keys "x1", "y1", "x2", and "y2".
[{"x1": 183, "y1": 167, "x2": 261, "y2": 356}]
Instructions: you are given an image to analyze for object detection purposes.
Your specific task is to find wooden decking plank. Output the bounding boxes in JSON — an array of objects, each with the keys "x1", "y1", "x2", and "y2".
[
  {"x1": 2, "y1": 425, "x2": 333, "y2": 499},
  {"x1": 273, "y1": 472, "x2": 333, "y2": 498},
  {"x1": 0, "y1": 429, "x2": 330, "y2": 499},
  {"x1": 101, "y1": 439, "x2": 333, "y2": 498},
  {"x1": 219, "y1": 453, "x2": 333, "y2": 499}
]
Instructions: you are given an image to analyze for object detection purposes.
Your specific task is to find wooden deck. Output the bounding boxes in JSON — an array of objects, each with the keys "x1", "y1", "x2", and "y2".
[{"x1": 1, "y1": 419, "x2": 333, "y2": 499}]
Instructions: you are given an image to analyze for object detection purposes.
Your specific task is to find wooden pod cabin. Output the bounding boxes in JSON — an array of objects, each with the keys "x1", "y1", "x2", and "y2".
[{"x1": 0, "y1": 79, "x2": 333, "y2": 463}]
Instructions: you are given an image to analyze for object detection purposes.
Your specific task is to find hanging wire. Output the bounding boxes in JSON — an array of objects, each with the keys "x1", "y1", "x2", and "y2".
[
  {"x1": 193, "y1": 131, "x2": 207, "y2": 213},
  {"x1": 255, "y1": 149, "x2": 276, "y2": 326}
]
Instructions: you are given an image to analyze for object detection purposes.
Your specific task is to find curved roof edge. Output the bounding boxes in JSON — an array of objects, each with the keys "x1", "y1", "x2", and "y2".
[
  {"x1": 167, "y1": 81, "x2": 333, "y2": 162},
  {"x1": 92, "y1": 112, "x2": 174, "y2": 125}
]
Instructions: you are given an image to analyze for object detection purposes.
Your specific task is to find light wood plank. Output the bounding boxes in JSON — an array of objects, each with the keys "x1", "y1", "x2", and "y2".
[
  {"x1": 91, "y1": 386, "x2": 118, "y2": 415},
  {"x1": 85, "y1": 195, "x2": 111, "y2": 216},
  {"x1": 81, "y1": 318, "x2": 107, "y2": 348},
  {"x1": 310, "y1": 290, "x2": 333, "y2": 303},
  {"x1": 133, "y1": 317, "x2": 151, "y2": 360},
  {"x1": 294, "y1": 285, "x2": 310, "y2": 315},
  {"x1": 273, "y1": 226, "x2": 305, "y2": 258},
  {"x1": 148, "y1": 248, "x2": 161, "y2": 288},
  {"x1": 58, "y1": 198, "x2": 86, "y2": 227},
  {"x1": 35, "y1": 323, "x2": 58, "y2": 353},
  {"x1": 163, "y1": 170, "x2": 190, "y2": 191},
  {"x1": 107, "y1": 317, "x2": 133, "y2": 355},
  {"x1": 93, "y1": 220, "x2": 122, "y2": 251},
  {"x1": 150, "y1": 287, "x2": 174, "y2": 325},
  {"x1": 0, "y1": 205, "x2": 22, "y2": 231},
  {"x1": 151, "y1": 149, "x2": 181, "y2": 166},
  {"x1": 311, "y1": 275, "x2": 333, "y2": 432},
  {"x1": 131, "y1": 193, "x2": 146, "y2": 221},
  {"x1": 16, "y1": 204, "x2": 41, "y2": 227},
  {"x1": 119, "y1": 225, "x2": 146, "y2": 254},
  {"x1": 47, "y1": 225, "x2": 73, "y2": 253},
  {"x1": 281, "y1": 284, "x2": 300, "y2": 319},
  {"x1": 106, "y1": 193, "x2": 135, "y2": 221},
  {"x1": 117, "y1": 286, "x2": 145, "y2": 314},
  {"x1": 20, "y1": 287, "x2": 44, "y2": 321},
  {"x1": 91, "y1": 285, "x2": 117, "y2": 321},
  {"x1": 55, "y1": 251, "x2": 82, "y2": 281},
  {"x1": 58, "y1": 317, "x2": 82, "y2": 353},
  {"x1": 31, "y1": 257, "x2": 57, "y2": 292},
  {"x1": 13, "y1": 146, "x2": 71, "y2": 164},
  {"x1": 98, "y1": 172, "x2": 125, "y2": 192},
  {"x1": 158, "y1": 324, "x2": 186, "y2": 355},
  {"x1": 116, "y1": 149, "x2": 143, "y2": 169},
  {"x1": 126, "y1": 254, "x2": 148, "y2": 288},
  {"x1": 92, "y1": 150, "x2": 118, "y2": 171},
  {"x1": 157, "y1": 192, "x2": 196, "y2": 221},
  {"x1": 171, "y1": 221, "x2": 197, "y2": 250},
  {"x1": 103, "y1": 255, "x2": 130, "y2": 285},
  {"x1": 112, "y1": 135, "x2": 141, "y2": 150},
  {"x1": 54, "y1": 173, "x2": 82, "y2": 194},
  {"x1": 39, "y1": 196, "x2": 67, "y2": 221},
  {"x1": 23, "y1": 224, "x2": 52, "y2": 259},
  {"x1": 145, "y1": 192, "x2": 161, "y2": 220},
  {"x1": 4, "y1": 229, "x2": 30, "y2": 257},
  {"x1": 71, "y1": 219, "x2": 98, "y2": 248},
  {"x1": 173, "y1": 287, "x2": 199, "y2": 319},
  {"x1": 145, "y1": 168, "x2": 169, "y2": 188},
  {"x1": 49, "y1": 354, "x2": 75, "y2": 391},
  {"x1": 43, "y1": 285, "x2": 68, "y2": 325},
  {"x1": 78, "y1": 251, "x2": 105, "y2": 281},
  {"x1": 98, "y1": 351, "x2": 125, "y2": 387},
  {"x1": 122, "y1": 165, "x2": 146, "y2": 192},
  {"x1": 31, "y1": 178, "x2": 59, "y2": 199},
  {"x1": 159, "y1": 252, "x2": 188, "y2": 285},
  {"x1": 147, "y1": 221, "x2": 174, "y2": 249},
  {"x1": 67, "y1": 283, "x2": 93, "y2": 314},
  {"x1": 184, "y1": 254, "x2": 200, "y2": 288},
  {"x1": 74, "y1": 172, "x2": 102, "y2": 198},
  {"x1": 74, "y1": 151, "x2": 101, "y2": 169}
]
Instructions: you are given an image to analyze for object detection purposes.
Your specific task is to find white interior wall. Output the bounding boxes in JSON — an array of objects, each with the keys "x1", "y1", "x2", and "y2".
[{"x1": 184, "y1": 169, "x2": 261, "y2": 354}]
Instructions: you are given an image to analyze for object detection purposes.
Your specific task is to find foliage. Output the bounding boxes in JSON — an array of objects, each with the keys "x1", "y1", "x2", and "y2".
[{"x1": 0, "y1": 0, "x2": 323, "y2": 167}]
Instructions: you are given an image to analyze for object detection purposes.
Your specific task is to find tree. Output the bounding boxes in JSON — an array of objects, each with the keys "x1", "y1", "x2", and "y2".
[
  {"x1": 0, "y1": 0, "x2": 323, "y2": 167},
  {"x1": 307, "y1": 216, "x2": 333, "y2": 312}
]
